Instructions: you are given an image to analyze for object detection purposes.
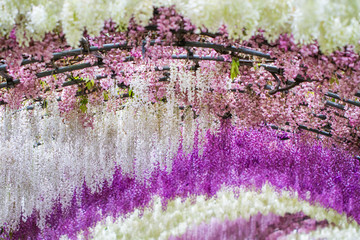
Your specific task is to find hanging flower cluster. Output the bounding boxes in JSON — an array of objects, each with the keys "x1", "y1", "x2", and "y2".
[
  {"x1": 0, "y1": 100, "x2": 193, "y2": 230},
  {"x1": 2, "y1": 0, "x2": 360, "y2": 53},
  {"x1": 1, "y1": 120, "x2": 360, "y2": 239},
  {"x1": 1, "y1": 6, "x2": 360, "y2": 150}
]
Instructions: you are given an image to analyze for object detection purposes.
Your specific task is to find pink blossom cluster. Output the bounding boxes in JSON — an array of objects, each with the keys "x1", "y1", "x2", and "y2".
[{"x1": 0, "y1": 7, "x2": 359, "y2": 151}]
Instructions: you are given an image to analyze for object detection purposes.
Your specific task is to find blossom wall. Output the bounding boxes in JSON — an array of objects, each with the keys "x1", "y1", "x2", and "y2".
[
  {"x1": 1, "y1": 1, "x2": 360, "y2": 239},
  {"x1": 2, "y1": 120, "x2": 360, "y2": 239},
  {"x1": 1, "y1": 5, "x2": 360, "y2": 150}
]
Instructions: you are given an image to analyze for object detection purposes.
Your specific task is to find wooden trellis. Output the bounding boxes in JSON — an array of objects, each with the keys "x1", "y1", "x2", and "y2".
[{"x1": 0, "y1": 26, "x2": 359, "y2": 144}]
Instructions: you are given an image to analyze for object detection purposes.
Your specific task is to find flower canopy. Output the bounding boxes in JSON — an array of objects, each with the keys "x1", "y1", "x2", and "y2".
[
  {"x1": 2, "y1": 0, "x2": 360, "y2": 53},
  {"x1": 1, "y1": 1, "x2": 360, "y2": 239}
]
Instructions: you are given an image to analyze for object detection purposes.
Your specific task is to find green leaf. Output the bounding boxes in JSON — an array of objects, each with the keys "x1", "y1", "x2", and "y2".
[
  {"x1": 330, "y1": 76, "x2": 339, "y2": 85},
  {"x1": 103, "y1": 91, "x2": 109, "y2": 101},
  {"x1": 230, "y1": 57, "x2": 240, "y2": 80},
  {"x1": 128, "y1": 88, "x2": 134, "y2": 98},
  {"x1": 42, "y1": 100, "x2": 48, "y2": 109},
  {"x1": 329, "y1": 77, "x2": 335, "y2": 84},
  {"x1": 73, "y1": 12, "x2": 78, "y2": 22},
  {"x1": 40, "y1": 80, "x2": 46, "y2": 88},
  {"x1": 79, "y1": 96, "x2": 88, "y2": 113},
  {"x1": 117, "y1": 23, "x2": 127, "y2": 32},
  {"x1": 79, "y1": 105, "x2": 87, "y2": 113},
  {"x1": 85, "y1": 79, "x2": 94, "y2": 90}
]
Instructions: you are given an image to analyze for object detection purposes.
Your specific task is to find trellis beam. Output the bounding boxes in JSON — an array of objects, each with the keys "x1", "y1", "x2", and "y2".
[
  {"x1": 298, "y1": 124, "x2": 332, "y2": 137},
  {"x1": 173, "y1": 41, "x2": 272, "y2": 59},
  {"x1": 325, "y1": 92, "x2": 360, "y2": 107},
  {"x1": 270, "y1": 124, "x2": 331, "y2": 137},
  {"x1": 325, "y1": 100, "x2": 346, "y2": 110},
  {"x1": 0, "y1": 38, "x2": 272, "y2": 72},
  {"x1": 0, "y1": 43, "x2": 131, "y2": 72}
]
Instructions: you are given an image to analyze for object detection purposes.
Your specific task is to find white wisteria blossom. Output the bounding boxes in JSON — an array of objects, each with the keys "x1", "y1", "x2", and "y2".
[
  {"x1": 67, "y1": 184, "x2": 360, "y2": 240},
  {"x1": 0, "y1": 99, "x2": 206, "y2": 229},
  {"x1": 1, "y1": 0, "x2": 360, "y2": 52}
]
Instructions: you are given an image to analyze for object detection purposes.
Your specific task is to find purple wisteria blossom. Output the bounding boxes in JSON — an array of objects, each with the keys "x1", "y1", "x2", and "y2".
[
  {"x1": 2, "y1": 121, "x2": 360, "y2": 239},
  {"x1": 169, "y1": 212, "x2": 328, "y2": 240}
]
